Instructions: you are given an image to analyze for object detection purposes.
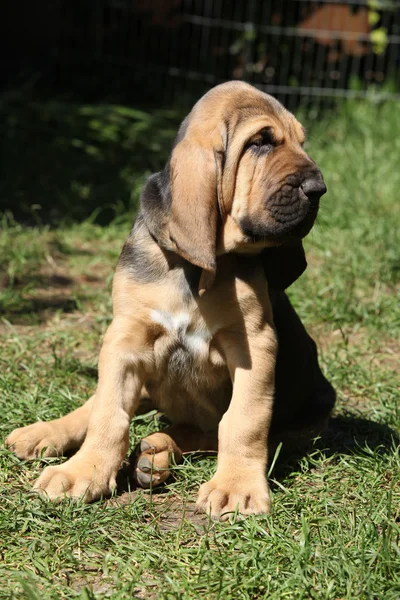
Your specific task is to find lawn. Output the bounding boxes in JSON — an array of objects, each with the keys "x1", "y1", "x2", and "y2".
[{"x1": 0, "y1": 95, "x2": 399, "y2": 599}]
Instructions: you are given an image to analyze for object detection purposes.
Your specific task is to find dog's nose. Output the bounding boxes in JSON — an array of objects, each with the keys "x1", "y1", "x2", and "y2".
[{"x1": 300, "y1": 177, "x2": 327, "y2": 206}]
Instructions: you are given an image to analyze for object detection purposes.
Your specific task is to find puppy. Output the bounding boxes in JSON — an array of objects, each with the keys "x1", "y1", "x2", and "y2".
[{"x1": 6, "y1": 82, "x2": 334, "y2": 520}]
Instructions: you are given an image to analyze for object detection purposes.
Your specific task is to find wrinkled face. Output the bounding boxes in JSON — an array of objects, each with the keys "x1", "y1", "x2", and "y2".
[
  {"x1": 228, "y1": 108, "x2": 326, "y2": 251},
  {"x1": 163, "y1": 82, "x2": 326, "y2": 277}
]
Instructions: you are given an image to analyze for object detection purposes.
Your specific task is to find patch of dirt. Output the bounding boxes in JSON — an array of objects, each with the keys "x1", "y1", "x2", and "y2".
[
  {"x1": 0, "y1": 250, "x2": 113, "y2": 327},
  {"x1": 66, "y1": 572, "x2": 115, "y2": 597},
  {"x1": 310, "y1": 324, "x2": 399, "y2": 372},
  {"x1": 108, "y1": 492, "x2": 210, "y2": 533},
  {"x1": 308, "y1": 324, "x2": 368, "y2": 352},
  {"x1": 32, "y1": 261, "x2": 110, "y2": 295},
  {"x1": 370, "y1": 339, "x2": 399, "y2": 371},
  {"x1": 156, "y1": 498, "x2": 210, "y2": 532}
]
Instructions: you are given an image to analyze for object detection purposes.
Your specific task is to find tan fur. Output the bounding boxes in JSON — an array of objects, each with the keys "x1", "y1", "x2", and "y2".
[
  {"x1": 6, "y1": 82, "x2": 324, "y2": 520},
  {"x1": 7, "y1": 250, "x2": 276, "y2": 517}
]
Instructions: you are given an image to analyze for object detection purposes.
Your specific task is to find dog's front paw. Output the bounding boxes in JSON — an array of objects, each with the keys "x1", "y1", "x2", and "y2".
[
  {"x1": 5, "y1": 422, "x2": 65, "y2": 459},
  {"x1": 33, "y1": 453, "x2": 116, "y2": 502},
  {"x1": 196, "y1": 472, "x2": 271, "y2": 521}
]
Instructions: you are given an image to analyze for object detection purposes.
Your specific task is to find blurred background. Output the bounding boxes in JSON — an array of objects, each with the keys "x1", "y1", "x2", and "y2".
[{"x1": 1, "y1": 0, "x2": 399, "y2": 223}]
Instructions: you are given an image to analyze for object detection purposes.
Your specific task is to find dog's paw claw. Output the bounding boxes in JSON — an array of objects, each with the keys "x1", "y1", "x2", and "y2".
[
  {"x1": 136, "y1": 456, "x2": 153, "y2": 473},
  {"x1": 139, "y1": 439, "x2": 153, "y2": 454},
  {"x1": 32, "y1": 453, "x2": 115, "y2": 502},
  {"x1": 196, "y1": 476, "x2": 271, "y2": 521},
  {"x1": 5, "y1": 423, "x2": 64, "y2": 460}
]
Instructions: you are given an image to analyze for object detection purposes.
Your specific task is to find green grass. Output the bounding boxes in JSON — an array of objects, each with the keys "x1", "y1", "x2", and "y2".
[{"x1": 0, "y1": 97, "x2": 399, "y2": 599}]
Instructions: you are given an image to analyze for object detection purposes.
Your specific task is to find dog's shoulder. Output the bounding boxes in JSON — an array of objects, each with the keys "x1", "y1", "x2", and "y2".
[
  {"x1": 117, "y1": 212, "x2": 203, "y2": 301},
  {"x1": 117, "y1": 213, "x2": 169, "y2": 284}
]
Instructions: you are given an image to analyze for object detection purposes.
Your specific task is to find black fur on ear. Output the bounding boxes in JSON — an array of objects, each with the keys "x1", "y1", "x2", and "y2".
[
  {"x1": 139, "y1": 168, "x2": 172, "y2": 248},
  {"x1": 262, "y1": 241, "x2": 307, "y2": 291}
]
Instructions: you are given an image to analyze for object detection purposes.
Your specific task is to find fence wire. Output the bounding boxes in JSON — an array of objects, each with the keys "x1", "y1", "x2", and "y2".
[{"x1": 3, "y1": 0, "x2": 400, "y2": 108}]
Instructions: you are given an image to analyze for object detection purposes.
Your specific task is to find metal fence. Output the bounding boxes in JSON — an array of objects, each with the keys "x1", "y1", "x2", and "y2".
[{"x1": 3, "y1": 0, "x2": 400, "y2": 108}]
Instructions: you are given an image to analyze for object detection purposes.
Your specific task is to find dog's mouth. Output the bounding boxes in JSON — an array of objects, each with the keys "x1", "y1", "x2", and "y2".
[
  {"x1": 289, "y1": 203, "x2": 319, "y2": 238},
  {"x1": 240, "y1": 194, "x2": 320, "y2": 246}
]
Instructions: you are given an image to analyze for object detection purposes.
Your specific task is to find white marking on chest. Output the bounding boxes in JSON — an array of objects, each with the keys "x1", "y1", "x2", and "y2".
[
  {"x1": 151, "y1": 310, "x2": 211, "y2": 356},
  {"x1": 151, "y1": 310, "x2": 190, "y2": 334}
]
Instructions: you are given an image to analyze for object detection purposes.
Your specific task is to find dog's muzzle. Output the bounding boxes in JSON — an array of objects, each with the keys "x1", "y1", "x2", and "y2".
[{"x1": 239, "y1": 169, "x2": 327, "y2": 243}]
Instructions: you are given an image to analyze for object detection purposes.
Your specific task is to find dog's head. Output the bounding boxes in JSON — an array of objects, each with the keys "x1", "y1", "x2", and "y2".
[{"x1": 141, "y1": 81, "x2": 326, "y2": 292}]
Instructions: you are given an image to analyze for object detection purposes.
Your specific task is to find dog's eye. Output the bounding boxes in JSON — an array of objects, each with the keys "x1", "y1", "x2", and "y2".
[{"x1": 247, "y1": 128, "x2": 275, "y2": 152}]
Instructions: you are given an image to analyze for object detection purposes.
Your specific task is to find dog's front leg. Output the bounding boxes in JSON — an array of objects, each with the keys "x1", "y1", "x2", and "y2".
[
  {"x1": 196, "y1": 323, "x2": 277, "y2": 520},
  {"x1": 34, "y1": 318, "x2": 149, "y2": 501}
]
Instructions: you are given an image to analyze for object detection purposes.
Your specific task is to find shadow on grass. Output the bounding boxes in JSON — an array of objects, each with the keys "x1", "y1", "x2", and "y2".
[
  {"x1": 0, "y1": 263, "x2": 105, "y2": 325},
  {"x1": 271, "y1": 414, "x2": 399, "y2": 483},
  {"x1": 0, "y1": 295, "x2": 80, "y2": 325},
  {"x1": 324, "y1": 413, "x2": 399, "y2": 453}
]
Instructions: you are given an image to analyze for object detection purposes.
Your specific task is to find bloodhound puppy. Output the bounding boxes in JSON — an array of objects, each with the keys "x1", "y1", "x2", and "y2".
[{"x1": 6, "y1": 82, "x2": 335, "y2": 520}]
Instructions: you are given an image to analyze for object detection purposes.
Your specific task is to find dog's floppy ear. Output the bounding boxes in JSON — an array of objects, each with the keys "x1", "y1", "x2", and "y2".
[
  {"x1": 140, "y1": 128, "x2": 223, "y2": 295},
  {"x1": 166, "y1": 129, "x2": 224, "y2": 294},
  {"x1": 262, "y1": 241, "x2": 307, "y2": 290}
]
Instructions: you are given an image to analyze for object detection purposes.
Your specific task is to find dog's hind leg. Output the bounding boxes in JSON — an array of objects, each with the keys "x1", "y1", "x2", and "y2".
[
  {"x1": 6, "y1": 395, "x2": 94, "y2": 459},
  {"x1": 134, "y1": 425, "x2": 218, "y2": 488},
  {"x1": 6, "y1": 389, "x2": 154, "y2": 461}
]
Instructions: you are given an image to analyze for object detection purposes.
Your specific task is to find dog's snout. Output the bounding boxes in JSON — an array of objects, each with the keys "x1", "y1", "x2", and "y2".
[{"x1": 300, "y1": 176, "x2": 327, "y2": 206}]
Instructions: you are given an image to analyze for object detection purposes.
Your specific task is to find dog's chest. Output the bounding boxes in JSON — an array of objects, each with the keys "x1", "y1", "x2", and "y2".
[
  {"x1": 146, "y1": 304, "x2": 229, "y2": 428},
  {"x1": 150, "y1": 308, "x2": 223, "y2": 375},
  {"x1": 120, "y1": 242, "x2": 234, "y2": 426}
]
